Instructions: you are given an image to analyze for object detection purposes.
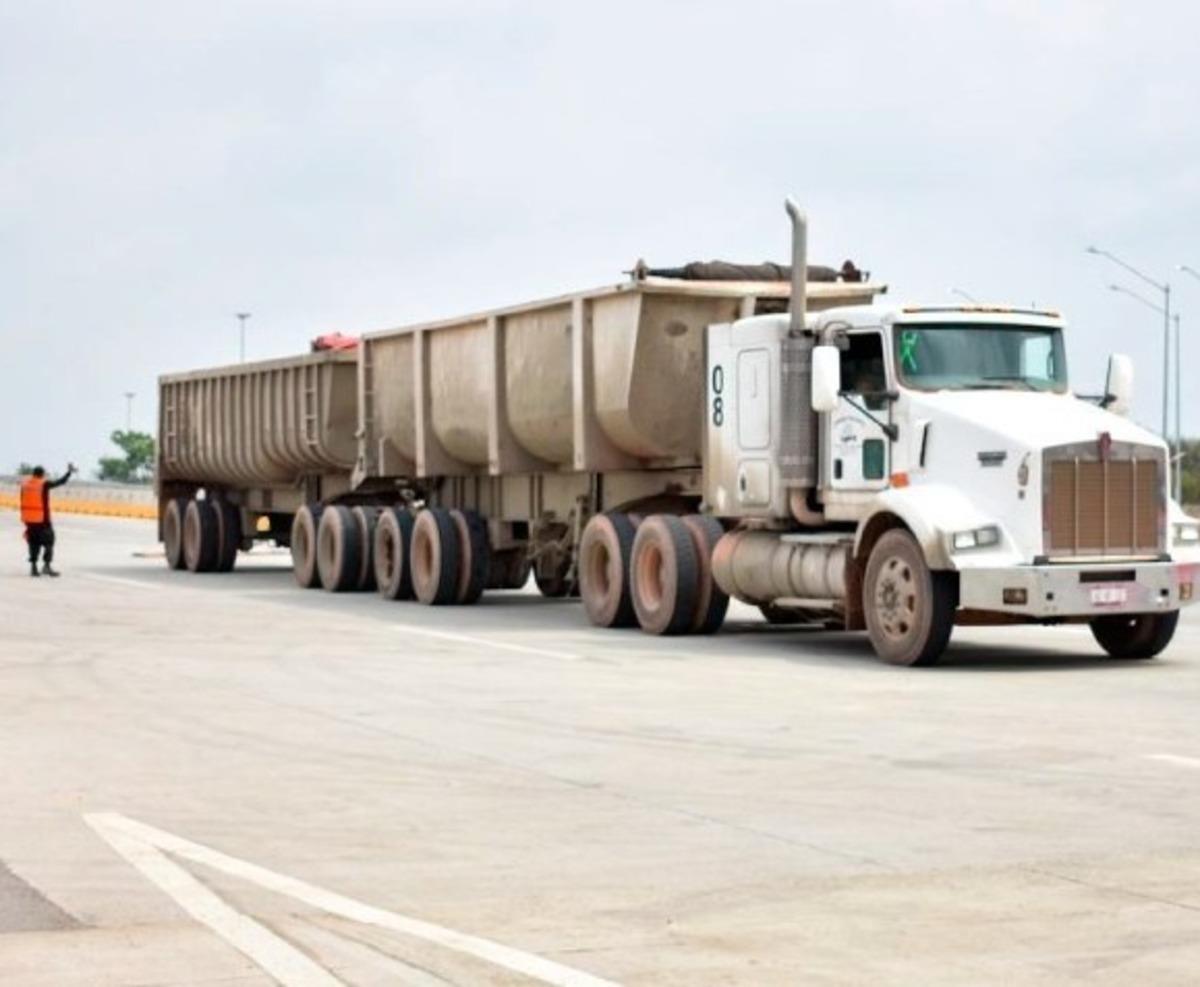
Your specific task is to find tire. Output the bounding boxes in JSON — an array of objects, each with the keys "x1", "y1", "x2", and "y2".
[
  {"x1": 411, "y1": 508, "x2": 461, "y2": 605},
  {"x1": 534, "y1": 559, "x2": 577, "y2": 598},
  {"x1": 351, "y1": 506, "x2": 380, "y2": 592},
  {"x1": 317, "y1": 505, "x2": 363, "y2": 593},
  {"x1": 863, "y1": 528, "x2": 955, "y2": 666},
  {"x1": 183, "y1": 499, "x2": 220, "y2": 573},
  {"x1": 450, "y1": 509, "x2": 490, "y2": 605},
  {"x1": 162, "y1": 496, "x2": 188, "y2": 570},
  {"x1": 1090, "y1": 611, "x2": 1179, "y2": 659},
  {"x1": 681, "y1": 514, "x2": 729, "y2": 635},
  {"x1": 488, "y1": 549, "x2": 531, "y2": 590},
  {"x1": 374, "y1": 508, "x2": 416, "y2": 600},
  {"x1": 630, "y1": 514, "x2": 701, "y2": 636},
  {"x1": 290, "y1": 504, "x2": 324, "y2": 589},
  {"x1": 579, "y1": 512, "x2": 638, "y2": 628},
  {"x1": 214, "y1": 501, "x2": 241, "y2": 573}
]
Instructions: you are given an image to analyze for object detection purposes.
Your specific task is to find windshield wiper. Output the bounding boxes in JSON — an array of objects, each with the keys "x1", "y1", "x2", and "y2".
[{"x1": 970, "y1": 376, "x2": 1040, "y2": 391}]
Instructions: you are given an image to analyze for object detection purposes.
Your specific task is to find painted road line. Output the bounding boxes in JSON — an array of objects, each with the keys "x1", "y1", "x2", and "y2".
[
  {"x1": 1145, "y1": 753, "x2": 1200, "y2": 769},
  {"x1": 85, "y1": 814, "x2": 343, "y2": 987},
  {"x1": 85, "y1": 813, "x2": 621, "y2": 987},
  {"x1": 393, "y1": 622, "x2": 585, "y2": 662},
  {"x1": 78, "y1": 572, "x2": 164, "y2": 592}
]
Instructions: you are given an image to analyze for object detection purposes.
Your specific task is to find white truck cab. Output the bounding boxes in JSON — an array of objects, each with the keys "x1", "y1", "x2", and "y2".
[{"x1": 705, "y1": 203, "x2": 1199, "y2": 665}]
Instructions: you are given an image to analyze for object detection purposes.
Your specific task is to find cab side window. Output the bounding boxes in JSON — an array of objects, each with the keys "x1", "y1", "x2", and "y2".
[{"x1": 839, "y1": 332, "x2": 887, "y2": 410}]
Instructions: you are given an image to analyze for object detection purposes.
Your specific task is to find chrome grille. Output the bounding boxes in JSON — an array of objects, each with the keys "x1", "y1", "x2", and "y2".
[{"x1": 1043, "y1": 442, "x2": 1164, "y2": 558}]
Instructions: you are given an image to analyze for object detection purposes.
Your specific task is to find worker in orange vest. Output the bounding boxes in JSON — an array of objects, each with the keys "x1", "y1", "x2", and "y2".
[{"x1": 20, "y1": 464, "x2": 76, "y2": 577}]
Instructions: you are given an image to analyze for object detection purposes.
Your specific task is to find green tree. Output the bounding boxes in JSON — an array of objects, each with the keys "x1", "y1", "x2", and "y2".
[{"x1": 97, "y1": 430, "x2": 155, "y2": 483}]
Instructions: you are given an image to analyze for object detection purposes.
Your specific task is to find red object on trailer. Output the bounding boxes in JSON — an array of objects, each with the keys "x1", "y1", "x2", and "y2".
[{"x1": 311, "y1": 332, "x2": 359, "y2": 352}]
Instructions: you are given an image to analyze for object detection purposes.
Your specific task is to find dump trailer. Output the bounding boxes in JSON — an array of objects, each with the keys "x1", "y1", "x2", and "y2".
[{"x1": 158, "y1": 201, "x2": 1200, "y2": 664}]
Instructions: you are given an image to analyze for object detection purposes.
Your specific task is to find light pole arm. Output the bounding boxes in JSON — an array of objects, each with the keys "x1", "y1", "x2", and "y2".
[{"x1": 1089, "y1": 246, "x2": 1167, "y2": 293}]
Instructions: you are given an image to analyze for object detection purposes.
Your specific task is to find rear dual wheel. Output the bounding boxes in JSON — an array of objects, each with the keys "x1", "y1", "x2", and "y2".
[
  {"x1": 291, "y1": 504, "x2": 324, "y2": 588},
  {"x1": 579, "y1": 512, "x2": 639, "y2": 628},
  {"x1": 410, "y1": 508, "x2": 461, "y2": 605},
  {"x1": 183, "y1": 499, "x2": 219, "y2": 573},
  {"x1": 375, "y1": 508, "x2": 416, "y2": 600},
  {"x1": 175, "y1": 497, "x2": 240, "y2": 573},
  {"x1": 162, "y1": 497, "x2": 188, "y2": 570},
  {"x1": 630, "y1": 515, "x2": 700, "y2": 636},
  {"x1": 579, "y1": 512, "x2": 728, "y2": 636},
  {"x1": 317, "y1": 506, "x2": 363, "y2": 592}
]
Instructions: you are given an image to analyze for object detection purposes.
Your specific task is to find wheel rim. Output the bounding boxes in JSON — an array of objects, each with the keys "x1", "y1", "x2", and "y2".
[
  {"x1": 636, "y1": 543, "x2": 665, "y2": 611},
  {"x1": 875, "y1": 553, "x2": 918, "y2": 642},
  {"x1": 587, "y1": 541, "x2": 611, "y2": 596},
  {"x1": 380, "y1": 527, "x2": 396, "y2": 581}
]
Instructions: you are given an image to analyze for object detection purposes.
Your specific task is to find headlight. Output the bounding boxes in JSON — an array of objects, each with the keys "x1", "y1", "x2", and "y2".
[
  {"x1": 951, "y1": 525, "x2": 1002, "y2": 551},
  {"x1": 1174, "y1": 522, "x2": 1200, "y2": 545}
]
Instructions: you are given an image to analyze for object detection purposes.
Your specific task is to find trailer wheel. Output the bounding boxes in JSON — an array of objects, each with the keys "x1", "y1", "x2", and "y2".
[
  {"x1": 162, "y1": 497, "x2": 189, "y2": 570},
  {"x1": 863, "y1": 529, "x2": 955, "y2": 666},
  {"x1": 488, "y1": 549, "x2": 531, "y2": 590},
  {"x1": 450, "y1": 509, "x2": 490, "y2": 605},
  {"x1": 183, "y1": 499, "x2": 220, "y2": 573},
  {"x1": 374, "y1": 508, "x2": 415, "y2": 600},
  {"x1": 534, "y1": 559, "x2": 577, "y2": 598},
  {"x1": 317, "y1": 505, "x2": 364, "y2": 592},
  {"x1": 291, "y1": 504, "x2": 324, "y2": 589},
  {"x1": 630, "y1": 515, "x2": 700, "y2": 636},
  {"x1": 681, "y1": 515, "x2": 729, "y2": 635},
  {"x1": 1090, "y1": 611, "x2": 1179, "y2": 659},
  {"x1": 214, "y1": 501, "x2": 241, "y2": 573},
  {"x1": 579, "y1": 512, "x2": 638, "y2": 628},
  {"x1": 411, "y1": 509, "x2": 461, "y2": 606},
  {"x1": 351, "y1": 506, "x2": 380, "y2": 592}
]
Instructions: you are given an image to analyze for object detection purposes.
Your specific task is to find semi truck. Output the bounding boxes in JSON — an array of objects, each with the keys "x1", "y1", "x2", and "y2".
[{"x1": 157, "y1": 200, "x2": 1200, "y2": 665}]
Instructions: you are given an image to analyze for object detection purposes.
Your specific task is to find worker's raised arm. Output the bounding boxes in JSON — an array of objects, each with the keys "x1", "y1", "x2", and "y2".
[{"x1": 47, "y1": 462, "x2": 76, "y2": 489}]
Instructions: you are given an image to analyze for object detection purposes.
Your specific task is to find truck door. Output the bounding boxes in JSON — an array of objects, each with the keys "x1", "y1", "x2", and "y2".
[{"x1": 827, "y1": 330, "x2": 891, "y2": 492}]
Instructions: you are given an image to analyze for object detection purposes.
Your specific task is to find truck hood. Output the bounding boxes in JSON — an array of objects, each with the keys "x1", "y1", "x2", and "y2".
[{"x1": 904, "y1": 389, "x2": 1164, "y2": 453}]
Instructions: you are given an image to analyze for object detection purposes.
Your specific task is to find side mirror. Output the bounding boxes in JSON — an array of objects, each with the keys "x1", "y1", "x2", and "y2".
[
  {"x1": 1103, "y1": 353, "x2": 1133, "y2": 416},
  {"x1": 812, "y1": 345, "x2": 841, "y2": 413}
]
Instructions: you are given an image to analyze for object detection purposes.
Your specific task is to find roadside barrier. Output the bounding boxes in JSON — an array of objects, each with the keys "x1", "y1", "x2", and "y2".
[{"x1": 0, "y1": 477, "x2": 156, "y2": 520}]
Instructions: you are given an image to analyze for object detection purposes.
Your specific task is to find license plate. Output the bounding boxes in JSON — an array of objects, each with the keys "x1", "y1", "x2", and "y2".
[{"x1": 1090, "y1": 585, "x2": 1128, "y2": 606}]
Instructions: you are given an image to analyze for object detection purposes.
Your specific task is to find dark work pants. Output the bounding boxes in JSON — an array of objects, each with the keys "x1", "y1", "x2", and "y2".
[{"x1": 25, "y1": 524, "x2": 55, "y2": 566}]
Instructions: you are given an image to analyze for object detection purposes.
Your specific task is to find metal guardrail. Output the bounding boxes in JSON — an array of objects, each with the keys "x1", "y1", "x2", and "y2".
[{"x1": 0, "y1": 476, "x2": 156, "y2": 520}]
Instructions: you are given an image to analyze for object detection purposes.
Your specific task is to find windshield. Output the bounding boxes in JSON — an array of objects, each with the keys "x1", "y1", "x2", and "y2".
[{"x1": 894, "y1": 323, "x2": 1068, "y2": 392}]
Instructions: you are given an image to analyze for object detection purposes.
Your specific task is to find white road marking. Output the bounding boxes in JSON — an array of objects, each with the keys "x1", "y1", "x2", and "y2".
[
  {"x1": 394, "y1": 622, "x2": 585, "y2": 662},
  {"x1": 85, "y1": 812, "x2": 621, "y2": 987},
  {"x1": 1145, "y1": 753, "x2": 1200, "y2": 769},
  {"x1": 78, "y1": 572, "x2": 164, "y2": 592},
  {"x1": 85, "y1": 814, "x2": 343, "y2": 986}
]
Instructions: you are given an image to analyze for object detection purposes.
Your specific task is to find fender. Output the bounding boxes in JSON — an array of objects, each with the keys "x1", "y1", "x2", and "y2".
[{"x1": 854, "y1": 484, "x2": 998, "y2": 570}]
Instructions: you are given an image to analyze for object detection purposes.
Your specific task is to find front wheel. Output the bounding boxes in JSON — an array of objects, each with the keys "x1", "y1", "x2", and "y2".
[
  {"x1": 1090, "y1": 611, "x2": 1179, "y2": 659},
  {"x1": 863, "y1": 529, "x2": 955, "y2": 666}
]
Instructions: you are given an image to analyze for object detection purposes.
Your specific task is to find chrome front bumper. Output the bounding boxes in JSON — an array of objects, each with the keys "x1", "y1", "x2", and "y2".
[{"x1": 958, "y1": 560, "x2": 1198, "y2": 619}]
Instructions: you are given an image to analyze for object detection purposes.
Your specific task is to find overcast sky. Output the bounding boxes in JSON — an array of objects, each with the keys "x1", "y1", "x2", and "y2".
[{"x1": 2, "y1": 0, "x2": 1197, "y2": 475}]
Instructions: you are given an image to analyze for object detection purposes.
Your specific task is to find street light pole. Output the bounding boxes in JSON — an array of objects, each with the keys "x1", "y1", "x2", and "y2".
[
  {"x1": 236, "y1": 312, "x2": 251, "y2": 362},
  {"x1": 1107, "y1": 283, "x2": 1183, "y2": 500},
  {"x1": 123, "y1": 391, "x2": 135, "y2": 432},
  {"x1": 1087, "y1": 246, "x2": 1171, "y2": 440}
]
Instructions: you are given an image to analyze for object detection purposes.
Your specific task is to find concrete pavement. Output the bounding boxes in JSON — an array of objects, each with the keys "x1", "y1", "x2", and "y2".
[{"x1": 2, "y1": 514, "x2": 1200, "y2": 985}]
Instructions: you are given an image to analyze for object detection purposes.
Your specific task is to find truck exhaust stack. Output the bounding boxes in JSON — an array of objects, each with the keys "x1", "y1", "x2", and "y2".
[{"x1": 785, "y1": 197, "x2": 807, "y2": 335}]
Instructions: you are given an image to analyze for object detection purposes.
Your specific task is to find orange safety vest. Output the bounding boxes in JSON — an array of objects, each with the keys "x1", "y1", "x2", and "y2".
[{"x1": 19, "y1": 477, "x2": 46, "y2": 525}]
